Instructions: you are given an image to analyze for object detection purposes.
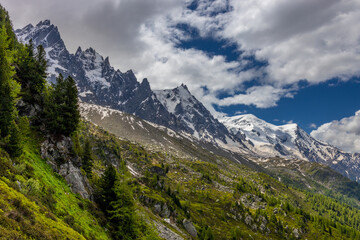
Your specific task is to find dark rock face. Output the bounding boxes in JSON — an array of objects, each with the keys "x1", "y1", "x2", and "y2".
[
  {"x1": 15, "y1": 20, "x2": 240, "y2": 147},
  {"x1": 154, "y1": 84, "x2": 236, "y2": 143}
]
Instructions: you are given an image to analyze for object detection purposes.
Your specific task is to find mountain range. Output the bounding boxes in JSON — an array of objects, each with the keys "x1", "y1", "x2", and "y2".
[{"x1": 15, "y1": 20, "x2": 360, "y2": 182}]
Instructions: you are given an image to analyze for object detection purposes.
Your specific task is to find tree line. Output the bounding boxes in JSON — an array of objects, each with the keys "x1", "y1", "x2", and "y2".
[{"x1": 0, "y1": 5, "x2": 80, "y2": 158}]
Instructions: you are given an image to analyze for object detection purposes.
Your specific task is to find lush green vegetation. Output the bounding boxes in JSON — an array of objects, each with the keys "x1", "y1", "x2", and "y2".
[
  {"x1": 0, "y1": 5, "x2": 159, "y2": 239},
  {"x1": 79, "y1": 122, "x2": 360, "y2": 239},
  {"x1": 2, "y1": 3, "x2": 360, "y2": 240}
]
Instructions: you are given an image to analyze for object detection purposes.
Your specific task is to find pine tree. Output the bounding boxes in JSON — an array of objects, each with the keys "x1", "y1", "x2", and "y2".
[
  {"x1": 108, "y1": 180, "x2": 139, "y2": 240},
  {"x1": 0, "y1": 5, "x2": 17, "y2": 50},
  {"x1": 62, "y1": 76, "x2": 80, "y2": 135},
  {"x1": 82, "y1": 140, "x2": 93, "y2": 178},
  {"x1": 15, "y1": 40, "x2": 47, "y2": 108},
  {"x1": 44, "y1": 74, "x2": 80, "y2": 136},
  {"x1": 100, "y1": 164, "x2": 118, "y2": 210},
  {"x1": 0, "y1": 25, "x2": 16, "y2": 138},
  {"x1": 5, "y1": 120, "x2": 22, "y2": 158}
]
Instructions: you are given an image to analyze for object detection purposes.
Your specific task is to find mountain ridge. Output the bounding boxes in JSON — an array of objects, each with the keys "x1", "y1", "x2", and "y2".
[
  {"x1": 15, "y1": 19, "x2": 360, "y2": 182},
  {"x1": 15, "y1": 19, "x2": 247, "y2": 149},
  {"x1": 220, "y1": 114, "x2": 360, "y2": 182}
]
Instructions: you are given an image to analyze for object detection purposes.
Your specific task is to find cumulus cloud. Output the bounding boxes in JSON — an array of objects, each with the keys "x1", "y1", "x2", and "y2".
[
  {"x1": 2, "y1": 0, "x2": 360, "y2": 114},
  {"x1": 311, "y1": 111, "x2": 360, "y2": 153},
  {"x1": 217, "y1": 85, "x2": 293, "y2": 108}
]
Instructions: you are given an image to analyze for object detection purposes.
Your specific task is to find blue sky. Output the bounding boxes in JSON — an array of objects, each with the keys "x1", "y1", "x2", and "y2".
[
  {"x1": 3, "y1": 0, "x2": 360, "y2": 152},
  {"x1": 174, "y1": 17, "x2": 360, "y2": 133}
]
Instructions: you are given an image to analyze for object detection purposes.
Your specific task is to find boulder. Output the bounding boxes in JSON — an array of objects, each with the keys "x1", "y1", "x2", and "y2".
[
  {"x1": 293, "y1": 228, "x2": 301, "y2": 239},
  {"x1": 183, "y1": 219, "x2": 197, "y2": 238}
]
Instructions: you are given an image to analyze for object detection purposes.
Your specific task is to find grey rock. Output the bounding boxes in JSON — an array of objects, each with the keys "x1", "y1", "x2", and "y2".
[
  {"x1": 161, "y1": 203, "x2": 171, "y2": 218},
  {"x1": 260, "y1": 222, "x2": 266, "y2": 232},
  {"x1": 154, "y1": 203, "x2": 162, "y2": 214},
  {"x1": 273, "y1": 208, "x2": 279, "y2": 214},
  {"x1": 293, "y1": 228, "x2": 301, "y2": 239},
  {"x1": 60, "y1": 161, "x2": 91, "y2": 199},
  {"x1": 245, "y1": 215, "x2": 253, "y2": 225},
  {"x1": 154, "y1": 221, "x2": 184, "y2": 240},
  {"x1": 183, "y1": 219, "x2": 197, "y2": 238}
]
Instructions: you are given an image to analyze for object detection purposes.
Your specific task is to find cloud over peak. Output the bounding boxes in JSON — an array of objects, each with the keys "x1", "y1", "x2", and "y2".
[
  {"x1": 311, "y1": 111, "x2": 360, "y2": 153},
  {"x1": 3, "y1": 0, "x2": 360, "y2": 115}
]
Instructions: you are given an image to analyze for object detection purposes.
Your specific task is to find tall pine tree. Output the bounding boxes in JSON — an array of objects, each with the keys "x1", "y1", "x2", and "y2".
[
  {"x1": 15, "y1": 41, "x2": 47, "y2": 109},
  {"x1": 0, "y1": 5, "x2": 17, "y2": 50},
  {"x1": 63, "y1": 75, "x2": 80, "y2": 135},
  {"x1": 82, "y1": 140, "x2": 93, "y2": 178},
  {"x1": 44, "y1": 74, "x2": 80, "y2": 136},
  {"x1": 100, "y1": 164, "x2": 118, "y2": 210},
  {"x1": 108, "y1": 180, "x2": 139, "y2": 240},
  {"x1": 0, "y1": 25, "x2": 16, "y2": 138}
]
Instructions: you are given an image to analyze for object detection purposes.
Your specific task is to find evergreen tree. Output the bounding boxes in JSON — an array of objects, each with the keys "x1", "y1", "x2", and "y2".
[
  {"x1": 0, "y1": 5, "x2": 17, "y2": 49},
  {"x1": 15, "y1": 41, "x2": 47, "y2": 109},
  {"x1": 44, "y1": 74, "x2": 80, "y2": 136},
  {"x1": 100, "y1": 164, "x2": 118, "y2": 210},
  {"x1": 0, "y1": 25, "x2": 16, "y2": 138},
  {"x1": 82, "y1": 140, "x2": 93, "y2": 178},
  {"x1": 108, "y1": 180, "x2": 139, "y2": 240},
  {"x1": 62, "y1": 75, "x2": 80, "y2": 135},
  {"x1": 5, "y1": 120, "x2": 22, "y2": 158},
  {"x1": 97, "y1": 165, "x2": 141, "y2": 239}
]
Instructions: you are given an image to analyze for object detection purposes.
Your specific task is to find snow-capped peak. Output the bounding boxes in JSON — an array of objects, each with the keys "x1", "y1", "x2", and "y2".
[
  {"x1": 75, "y1": 47, "x2": 111, "y2": 88},
  {"x1": 36, "y1": 19, "x2": 51, "y2": 27},
  {"x1": 154, "y1": 84, "x2": 195, "y2": 114},
  {"x1": 220, "y1": 114, "x2": 299, "y2": 156},
  {"x1": 220, "y1": 113, "x2": 360, "y2": 182}
]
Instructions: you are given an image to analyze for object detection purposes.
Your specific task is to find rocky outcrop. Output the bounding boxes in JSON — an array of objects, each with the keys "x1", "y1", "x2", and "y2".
[
  {"x1": 154, "y1": 221, "x2": 184, "y2": 240},
  {"x1": 59, "y1": 161, "x2": 91, "y2": 199},
  {"x1": 139, "y1": 195, "x2": 172, "y2": 218},
  {"x1": 182, "y1": 219, "x2": 197, "y2": 238},
  {"x1": 41, "y1": 136, "x2": 92, "y2": 199}
]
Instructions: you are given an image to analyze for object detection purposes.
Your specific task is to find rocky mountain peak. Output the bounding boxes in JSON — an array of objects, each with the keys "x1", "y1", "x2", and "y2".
[
  {"x1": 180, "y1": 83, "x2": 189, "y2": 91},
  {"x1": 104, "y1": 56, "x2": 110, "y2": 66},
  {"x1": 141, "y1": 78, "x2": 150, "y2": 88},
  {"x1": 36, "y1": 19, "x2": 51, "y2": 26},
  {"x1": 75, "y1": 46, "x2": 82, "y2": 56},
  {"x1": 220, "y1": 113, "x2": 360, "y2": 182}
]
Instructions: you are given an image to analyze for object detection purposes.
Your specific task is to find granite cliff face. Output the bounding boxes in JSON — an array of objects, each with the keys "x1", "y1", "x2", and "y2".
[{"x1": 15, "y1": 20, "x2": 241, "y2": 147}]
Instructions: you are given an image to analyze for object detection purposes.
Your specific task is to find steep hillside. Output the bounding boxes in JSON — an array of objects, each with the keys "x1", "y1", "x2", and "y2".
[
  {"x1": 80, "y1": 103, "x2": 360, "y2": 204},
  {"x1": 79, "y1": 120, "x2": 360, "y2": 239},
  {"x1": 79, "y1": 102, "x2": 260, "y2": 172},
  {"x1": 3, "y1": 5, "x2": 360, "y2": 239}
]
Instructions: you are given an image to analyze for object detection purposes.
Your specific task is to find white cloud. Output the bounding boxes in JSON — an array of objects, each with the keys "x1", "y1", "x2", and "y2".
[
  {"x1": 309, "y1": 123, "x2": 317, "y2": 129},
  {"x1": 3, "y1": 0, "x2": 360, "y2": 114},
  {"x1": 311, "y1": 111, "x2": 360, "y2": 153},
  {"x1": 218, "y1": 0, "x2": 360, "y2": 85},
  {"x1": 217, "y1": 85, "x2": 293, "y2": 108}
]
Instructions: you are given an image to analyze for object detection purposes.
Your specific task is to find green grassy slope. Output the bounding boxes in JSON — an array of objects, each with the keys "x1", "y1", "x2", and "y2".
[{"x1": 0, "y1": 135, "x2": 109, "y2": 240}]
